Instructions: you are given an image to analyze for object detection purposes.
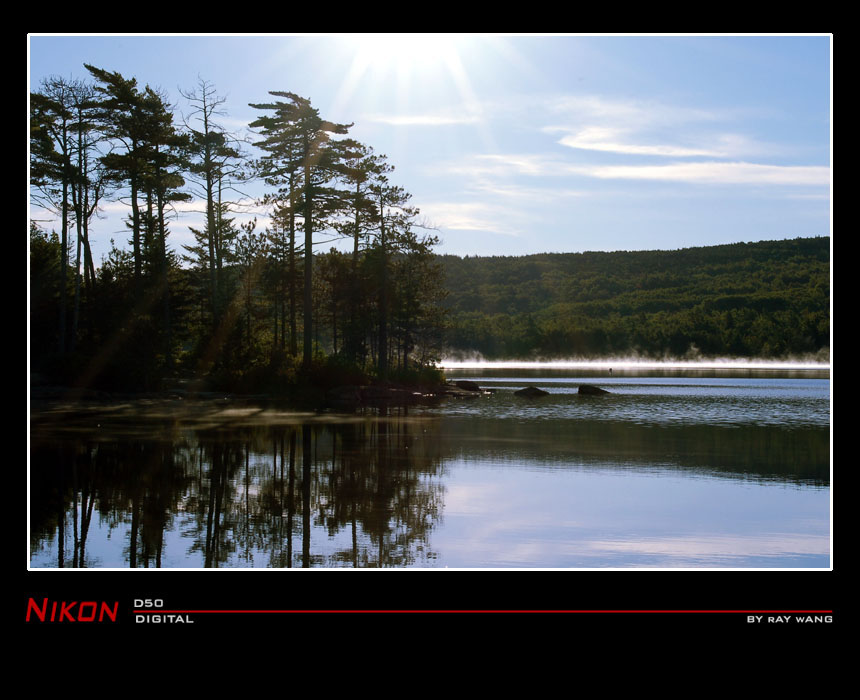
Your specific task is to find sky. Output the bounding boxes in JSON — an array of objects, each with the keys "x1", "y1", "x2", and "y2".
[{"x1": 28, "y1": 34, "x2": 832, "y2": 265}]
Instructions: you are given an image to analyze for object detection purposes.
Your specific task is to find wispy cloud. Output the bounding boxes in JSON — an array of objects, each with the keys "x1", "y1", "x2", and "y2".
[
  {"x1": 547, "y1": 94, "x2": 732, "y2": 128},
  {"x1": 363, "y1": 110, "x2": 482, "y2": 126},
  {"x1": 97, "y1": 196, "x2": 265, "y2": 217},
  {"x1": 436, "y1": 153, "x2": 829, "y2": 187},
  {"x1": 545, "y1": 94, "x2": 784, "y2": 160},
  {"x1": 575, "y1": 161, "x2": 830, "y2": 186},
  {"x1": 555, "y1": 126, "x2": 725, "y2": 158},
  {"x1": 439, "y1": 154, "x2": 566, "y2": 178},
  {"x1": 420, "y1": 201, "x2": 522, "y2": 236},
  {"x1": 469, "y1": 181, "x2": 590, "y2": 201}
]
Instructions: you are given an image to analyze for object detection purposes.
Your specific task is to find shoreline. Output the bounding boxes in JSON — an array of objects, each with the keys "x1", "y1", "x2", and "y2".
[{"x1": 28, "y1": 379, "x2": 485, "y2": 434}]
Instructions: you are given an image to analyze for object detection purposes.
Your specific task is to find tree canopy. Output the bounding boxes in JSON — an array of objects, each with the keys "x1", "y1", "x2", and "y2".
[
  {"x1": 30, "y1": 69, "x2": 448, "y2": 394},
  {"x1": 439, "y1": 237, "x2": 830, "y2": 360}
]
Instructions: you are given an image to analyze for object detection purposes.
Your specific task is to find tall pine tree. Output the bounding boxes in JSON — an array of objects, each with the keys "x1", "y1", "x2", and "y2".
[{"x1": 249, "y1": 92, "x2": 353, "y2": 370}]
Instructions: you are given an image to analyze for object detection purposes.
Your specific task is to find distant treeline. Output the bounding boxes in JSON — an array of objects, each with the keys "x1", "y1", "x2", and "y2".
[{"x1": 439, "y1": 237, "x2": 830, "y2": 360}]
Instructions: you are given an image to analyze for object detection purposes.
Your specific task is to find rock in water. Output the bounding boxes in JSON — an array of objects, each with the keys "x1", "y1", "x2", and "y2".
[
  {"x1": 515, "y1": 386, "x2": 550, "y2": 398},
  {"x1": 454, "y1": 380, "x2": 482, "y2": 392},
  {"x1": 579, "y1": 385, "x2": 610, "y2": 395}
]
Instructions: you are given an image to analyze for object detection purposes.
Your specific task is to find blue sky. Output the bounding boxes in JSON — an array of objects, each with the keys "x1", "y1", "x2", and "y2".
[{"x1": 28, "y1": 34, "x2": 831, "y2": 264}]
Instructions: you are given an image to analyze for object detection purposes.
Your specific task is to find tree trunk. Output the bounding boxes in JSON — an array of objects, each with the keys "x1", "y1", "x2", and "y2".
[
  {"x1": 377, "y1": 208, "x2": 389, "y2": 377},
  {"x1": 59, "y1": 176, "x2": 68, "y2": 355},
  {"x1": 289, "y1": 212, "x2": 298, "y2": 357},
  {"x1": 156, "y1": 183, "x2": 172, "y2": 372},
  {"x1": 206, "y1": 169, "x2": 217, "y2": 325},
  {"x1": 302, "y1": 140, "x2": 313, "y2": 370}
]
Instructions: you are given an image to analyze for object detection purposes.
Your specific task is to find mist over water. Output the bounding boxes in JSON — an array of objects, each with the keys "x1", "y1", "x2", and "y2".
[{"x1": 438, "y1": 354, "x2": 830, "y2": 371}]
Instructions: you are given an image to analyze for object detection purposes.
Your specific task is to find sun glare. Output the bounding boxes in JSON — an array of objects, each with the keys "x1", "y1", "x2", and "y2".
[
  {"x1": 330, "y1": 33, "x2": 489, "y2": 146},
  {"x1": 348, "y1": 34, "x2": 462, "y2": 74}
]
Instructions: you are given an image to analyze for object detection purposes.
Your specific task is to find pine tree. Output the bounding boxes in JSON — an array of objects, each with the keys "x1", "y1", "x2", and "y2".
[
  {"x1": 233, "y1": 218, "x2": 267, "y2": 364},
  {"x1": 262, "y1": 207, "x2": 300, "y2": 356},
  {"x1": 138, "y1": 86, "x2": 191, "y2": 370},
  {"x1": 180, "y1": 78, "x2": 245, "y2": 328},
  {"x1": 368, "y1": 174, "x2": 419, "y2": 376},
  {"x1": 249, "y1": 92, "x2": 353, "y2": 370},
  {"x1": 85, "y1": 66, "x2": 151, "y2": 298},
  {"x1": 333, "y1": 144, "x2": 388, "y2": 364},
  {"x1": 66, "y1": 80, "x2": 109, "y2": 351},
  {"x1": 30, "y1": 76, "x2": 78, "y2": 354}
]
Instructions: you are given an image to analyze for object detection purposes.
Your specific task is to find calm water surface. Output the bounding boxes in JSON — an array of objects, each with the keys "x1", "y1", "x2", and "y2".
[{"x1": 29, "y1": 364, "x2": 830, "y2": 569}]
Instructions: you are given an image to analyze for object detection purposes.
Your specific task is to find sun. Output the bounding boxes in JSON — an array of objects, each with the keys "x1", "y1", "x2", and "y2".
[
  {"x1": 329, "y1": 33, "x2": 482, "y2": 127},
  {"x1": 346, "y1": 33, "x2": 463, "y2": 76}
]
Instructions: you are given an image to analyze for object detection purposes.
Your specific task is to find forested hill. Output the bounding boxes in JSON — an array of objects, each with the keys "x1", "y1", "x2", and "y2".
[{"x1": 439, "y1": 236, "x2": 830, "y2": 360}]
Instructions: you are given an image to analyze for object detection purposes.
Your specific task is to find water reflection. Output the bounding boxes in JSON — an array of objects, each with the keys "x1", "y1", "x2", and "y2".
[
  {"x1": 30, "y1": 417, "x2": 446, "y2": 568},
  {"x1": 30, "y1": 410, "x2": 827, "y2": 568},
  {"x1": 435, "y1": 417, "x2": 828, "y2": 484},
  {"x1": 29, "y1": 370, "x2": 830, "y2": 568}
]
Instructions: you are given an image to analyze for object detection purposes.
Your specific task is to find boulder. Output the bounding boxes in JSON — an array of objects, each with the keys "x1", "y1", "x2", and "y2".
[
  {"x1": 443, "y1": 385, "x2": 482, "y2": 399},
  {"x1": 514, "y1": 386, "x2": 550, "y2": 398},
  {"x1": 578, "y1": 384, "x2": 610, "y2": 395},
  {"x1": 453, "y1": 380, "x2": 482, "y2": 392}
]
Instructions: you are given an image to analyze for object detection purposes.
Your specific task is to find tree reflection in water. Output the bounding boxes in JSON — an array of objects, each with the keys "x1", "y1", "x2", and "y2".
[
  {"x1": 29, "y1": 378, "x2": 828, "y2": 568},
  {"x1": 30, "y1": 415, "x2": 446, "y2": 568}
]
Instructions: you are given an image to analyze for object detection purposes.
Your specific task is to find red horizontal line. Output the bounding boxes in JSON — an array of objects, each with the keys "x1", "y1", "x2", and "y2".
[{"x1": 133, "y1": 609, "x2": 833, "y2": 614}]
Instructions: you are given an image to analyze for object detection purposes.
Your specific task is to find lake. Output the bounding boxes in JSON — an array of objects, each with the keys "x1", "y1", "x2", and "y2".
[{"x1": 28, "y1": 362, "x2": 831, "y2": 569}]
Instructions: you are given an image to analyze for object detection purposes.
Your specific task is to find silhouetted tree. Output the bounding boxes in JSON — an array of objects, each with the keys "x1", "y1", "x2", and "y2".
[
  {"x1": 334, "y1": 144, "x2": 389, "y2": 364},
  {"x1": 249, "y1": 92, "x2": 353, "y2": 369},
  {"x1": 180, "y1": 78, "x2": 245, "y2": 328},
  {"x1": 85, "y1": 65, "x2": 153, "y2": 301},
  {"x1": 31, "y1": 76, "x2": 79, "y2": 354},
  {"x1": 367, "y1": 173, "x2": 419, "y2": 376}
]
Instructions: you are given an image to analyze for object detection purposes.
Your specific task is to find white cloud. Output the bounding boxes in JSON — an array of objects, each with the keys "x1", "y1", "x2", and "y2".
[
  {"x1": 556, "y1": 126, "x2": 724, "y2": 157},
  {"x1": 544, "y1": 94, "x2": 785, "y2": 161},
  {"x1": 435, "y1": 153, "x2": 829, "y2": 187},
  {"x1": 420, "y1": 201, "x2": 522, "y2": 236},
  {"x1": 469, "y1": 181, "x2": 590, "y2": 201},
  {"x1": 363, "y1": 110, "x2": 482, "y2": 126},
  {"x1": 574, "y1": 161, "x2": 830, "y2": 186},
  {"x1": 96, "y1": 195, "x2": 266, "y2": 218},
  {"x1": 547, "y1": 94, "x2": 731, "y2": 129},
  {"x1": 440, "y1": 153, "x2": 566, "y2": 178},
  {"x1": 213, "y1": 115, "x2": 257, "y2": 134}
]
